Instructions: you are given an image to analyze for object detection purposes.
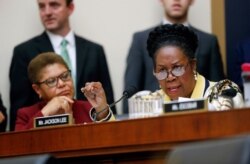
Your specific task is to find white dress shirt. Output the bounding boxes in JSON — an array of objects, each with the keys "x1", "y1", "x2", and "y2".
[{"x1": 46, "y1": 30, "x2": 77, "y2": 95}]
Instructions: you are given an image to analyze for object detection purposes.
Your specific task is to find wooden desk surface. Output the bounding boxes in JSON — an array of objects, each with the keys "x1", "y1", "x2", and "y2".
[{"x1": 1, "y1": 108, "x2": 250, "y2": 163}]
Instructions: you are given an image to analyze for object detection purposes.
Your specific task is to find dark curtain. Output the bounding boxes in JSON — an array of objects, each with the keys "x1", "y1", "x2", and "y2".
[{"x1": 225, "y1": 0, "x2": 250, "y2": 81}]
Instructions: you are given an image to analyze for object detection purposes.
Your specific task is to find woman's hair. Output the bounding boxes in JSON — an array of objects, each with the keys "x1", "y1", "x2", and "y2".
[
  {"x1": 147, "y1": 24, "x2": 198, "y2": 66},
  {"x1": 28, "y1": 52, "x2": 69, "y2": 84}
]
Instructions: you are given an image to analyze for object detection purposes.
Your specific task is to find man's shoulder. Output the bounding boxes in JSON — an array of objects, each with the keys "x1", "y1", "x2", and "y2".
[
  {"x1": 131, "y1": 25, "x2": 158, "y2": 42},
  {"x1": 14, "y1": 32, "x2": 47, "y2": 49},
  {"x1": 132, "y1": 24, "x2": 217, "y2": 39},
  {"x1": 133, "y1": 26, "x2": 157, "y2": 36},
  {"x1": 190, "y1": 25, "x2": 217, "y2": 39},
  {"x1": 75, "y1": 34, "x2": 103, "y2": 48}
]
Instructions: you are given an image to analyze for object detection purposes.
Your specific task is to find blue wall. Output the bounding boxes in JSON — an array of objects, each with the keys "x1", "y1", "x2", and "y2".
[{"x1": 225, "y1": 0, "x2": 250, "y2": 81}]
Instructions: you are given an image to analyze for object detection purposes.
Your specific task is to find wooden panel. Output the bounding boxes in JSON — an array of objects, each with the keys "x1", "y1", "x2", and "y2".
[
  {"x1": 211, "y1": 0, "x2": 227, "y2": 75},
  {"x1": 1, "y1": 108, "x2": 250, "y2": 163}
]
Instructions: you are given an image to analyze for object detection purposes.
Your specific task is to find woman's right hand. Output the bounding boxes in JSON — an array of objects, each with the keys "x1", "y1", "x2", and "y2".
[
  {"x1": 81, "y1": 82, "x2": 108, "y2": 113},
  {"x1": 41, "y1": 96, "x2": 74, "y2": 116}
]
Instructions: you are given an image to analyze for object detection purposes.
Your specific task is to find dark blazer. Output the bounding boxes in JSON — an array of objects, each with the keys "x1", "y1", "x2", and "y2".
[
  {"x1": 15, "y1": 100, "x2": 92, "y2": 131},
  {"x1": 123, "y1": 25, "x2": 225, "y2": 113},
  {"x1": 9, "y1": 32, "x2": 115, "y2": 130},
  {"x1": 232, "y1": 38, "x2": 250, "y2": 91}
]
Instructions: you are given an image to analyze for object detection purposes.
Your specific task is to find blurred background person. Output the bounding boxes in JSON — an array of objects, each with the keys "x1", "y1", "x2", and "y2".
[
  {"x1": 147, "y1": 24, "x2": 243, "y2": 111},
  {"x1": 9, "y1": 0, "x2": 115, "y2": 131},
  {"x1": 123, "y1": 0, "x2": 225, "y2": 113},
  {"x1": 15, "y1": 52, "x2": 114, "y2": 131}
]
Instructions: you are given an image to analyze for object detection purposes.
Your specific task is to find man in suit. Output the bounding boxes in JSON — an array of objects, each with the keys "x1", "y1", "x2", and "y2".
[
  {"x1": 9, "y1": 0, "x2": 115, "y2": 130},
  {"x1": 123, "y1": 0, "x2": 225, "y2": 113}
]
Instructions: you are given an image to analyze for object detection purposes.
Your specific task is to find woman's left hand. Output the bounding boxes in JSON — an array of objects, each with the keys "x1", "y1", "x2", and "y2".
[{"x1": 81, "y1": 82, "x2": 108, "y2": 112}]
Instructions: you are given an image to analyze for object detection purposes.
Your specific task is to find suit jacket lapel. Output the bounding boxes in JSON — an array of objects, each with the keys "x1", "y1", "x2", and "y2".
[
  {"x1": 75, "y1": 35, "x2": 88, "y2": 86},
  {"x1": 36, "y1": 32, "x2": 54, "y2": 53},
  {"x1": 189, "y1": 26, "x2": 200, "y2": 57}
]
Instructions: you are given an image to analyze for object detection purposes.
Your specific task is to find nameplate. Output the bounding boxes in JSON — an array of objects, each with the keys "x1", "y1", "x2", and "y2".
[
  {"x1": 164, "y1": 99, "x2": 208, "y2": 113},
  {"x1": 34, "y1": 114, "x2": 73, "y2": 128}
]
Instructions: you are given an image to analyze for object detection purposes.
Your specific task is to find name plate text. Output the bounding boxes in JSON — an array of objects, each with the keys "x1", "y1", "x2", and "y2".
[
  {"x1": 34, "y1": 114, "x2": 73, "y2": 128},
  {"x1": 164, "y1": 99, "x2": 207, "y2": 113}
]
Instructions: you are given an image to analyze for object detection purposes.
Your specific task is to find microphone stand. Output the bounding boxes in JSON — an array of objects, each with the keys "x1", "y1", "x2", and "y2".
[{"x1": 109, "y1": 94, "x2": 127, "y2": 108}]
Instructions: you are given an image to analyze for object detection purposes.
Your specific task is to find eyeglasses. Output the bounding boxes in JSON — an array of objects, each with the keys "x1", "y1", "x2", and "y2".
[
  {"x1": 36, "y1": 70, "x2": 72, "y2": 88},
  {"x1": 154, "y1": 63, "x2": 189, "y2": 80}
]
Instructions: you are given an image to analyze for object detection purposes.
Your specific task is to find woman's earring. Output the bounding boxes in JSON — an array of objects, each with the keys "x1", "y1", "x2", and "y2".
[{"x1": 193, "y1": 70, "x2": 197, "y2": 81}]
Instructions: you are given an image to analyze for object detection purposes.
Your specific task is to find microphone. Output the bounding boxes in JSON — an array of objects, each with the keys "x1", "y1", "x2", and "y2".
[
  {"x1": 91, "y1": 86, "x2": 137, "y2": 121},
  {"x1": 221, "y1": 88, "x2": 237, "y2": 97},
  {"x1": 109, "y1": 86, "x2": 138, "y2": 108},
  {"x1": 217, "y1": 88, "x2": 238, "y2": 110}
]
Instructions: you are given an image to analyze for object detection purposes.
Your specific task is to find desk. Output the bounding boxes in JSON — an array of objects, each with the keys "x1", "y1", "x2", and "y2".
[{"x1": 1, "y1": 108, "x2": 250, "y2": 163}]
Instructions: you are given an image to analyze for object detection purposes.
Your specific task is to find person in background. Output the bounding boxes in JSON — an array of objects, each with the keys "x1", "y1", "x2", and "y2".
[
  {"x1": 15, "y1": 52, "x2": 115, "y2": 131},
  {"x1": 123, "y1": 0, "x2": 225, "y2": 113},
  {"x1": 231, "y1": 38, "x2": 250, "y2": 91},
  {"x1": 147, "y1": 24, "x2": 243, "y2": 110},
  {"x1": 10, "y1": 0, "x2": 115, "y2": 131},
  {"x1": 0, "y1": 94, "x2": 7, "y2": 132}
]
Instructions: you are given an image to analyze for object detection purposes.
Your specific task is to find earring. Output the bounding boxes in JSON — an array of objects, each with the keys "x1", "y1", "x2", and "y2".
[{"x1": 193, "y1": 70, "x2": 197, "y2": 81}]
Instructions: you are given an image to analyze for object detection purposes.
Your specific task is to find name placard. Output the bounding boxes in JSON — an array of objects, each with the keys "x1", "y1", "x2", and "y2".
[
  {"x1": 34, "y1": 114, "x2": 73, "y2": 128},
  {"x1": 164, "y1": 98, "x2": 208, "y2": 114}
]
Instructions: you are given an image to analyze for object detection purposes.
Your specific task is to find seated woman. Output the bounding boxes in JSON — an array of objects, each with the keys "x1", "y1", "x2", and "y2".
[
  {"x1": 147, "y1": 24, "x2": 244, "y2": 110},
  {"x1": 15, "y1": 52, "x2": 115, "y2": 131}
]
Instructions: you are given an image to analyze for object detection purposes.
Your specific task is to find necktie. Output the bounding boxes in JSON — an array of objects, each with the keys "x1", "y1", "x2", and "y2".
[
  {"x1": 60, "y1": 39, "x2": 72, "y2": 71},
  {"x1": 60, "y1": 39, "x2": 76, "y2": 97}
]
